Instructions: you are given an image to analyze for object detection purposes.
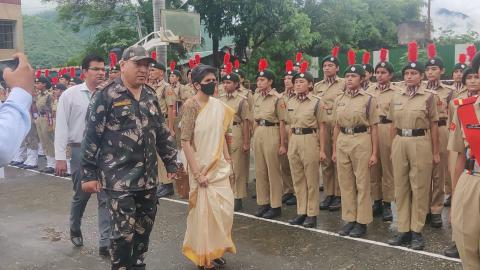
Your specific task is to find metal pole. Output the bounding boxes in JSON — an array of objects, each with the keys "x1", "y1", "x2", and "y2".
[
  {"x1": 426, "y1": 0, "x2": 432, "y2": 41},
  {"x1": 153, "y1": 0, "x2": 167, "y2": 65}
]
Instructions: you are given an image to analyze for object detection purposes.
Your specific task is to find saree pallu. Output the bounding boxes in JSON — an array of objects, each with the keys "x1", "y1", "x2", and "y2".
[{"x1": 182, "y1": 97, "x2": 237, "y2": 266}]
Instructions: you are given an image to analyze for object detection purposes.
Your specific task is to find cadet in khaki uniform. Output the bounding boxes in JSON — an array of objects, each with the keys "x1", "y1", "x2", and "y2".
[
  {"x1": 219, "y1": 66, "x2": 251, "y2": 211},
  {"x1": 366, "y1": 48, "x2": 397, "y2": 222},
  {"x1": 281, "y1": 60, "x2": 297, "y2": 206},
  {"x1": 253, "y1": 58, "x2": 287, "y2": 219},
  {"x1": 424, "y1": 43, "x2": 454, "y2": 228},
  {"x1": 52, "y1": 83, "x2": 71, "y2": 175},
  {"x1": 287, "y1": 63, "x2": 322, "y2": 228},
  {"x1": 35, "y1": 76, "x2": 56, "y2": 173},
  {"x1": 331, "y1": 53, "x2": 379, "y2": 238},
  {"x1": 314, "y1": 47, "x2": 344, "y2": 211},
  {"x1": 361, "y1": 51, "x2": 374, "y2": 91},
  {"x1": 387, "y1": 42, "x2": 440, "y2": 250}
]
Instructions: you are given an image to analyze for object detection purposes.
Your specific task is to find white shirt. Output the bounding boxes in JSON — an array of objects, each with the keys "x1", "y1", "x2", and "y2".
[
  {"x1": 0, "y1": 87, "x2": 32, "y2": 166},
  {"x1": 54, "y1": 83, "x2": 93, "y2": 160}
]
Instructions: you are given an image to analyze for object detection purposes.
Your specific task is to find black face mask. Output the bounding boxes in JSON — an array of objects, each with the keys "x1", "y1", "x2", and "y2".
[{"x1": 200, "y1": 81, "x2": 216, "y2": 96}]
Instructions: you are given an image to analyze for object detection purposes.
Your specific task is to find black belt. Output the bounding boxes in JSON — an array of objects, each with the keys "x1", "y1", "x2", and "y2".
[
  {"x1": 379, "y1": 116, "x2": 392, "y2": 124},
  {"x1": 438, "y1": 119, "x2": 447, "y2": 127},
  {"x1": 340, "y1": 126, "x2": 368, "y2": 135},
  {"x1": 233, "y1": 121, "x2": 240, "y2": 126},
  {"x1": 291, "y1": 127, "x2": 317, "y2": 135},
  {"x1": 396, "y1": 128, "x2": 426, "y2": 137},
  {"x1": 256, "y1": 119, "x2": 279, "y2": 127}
]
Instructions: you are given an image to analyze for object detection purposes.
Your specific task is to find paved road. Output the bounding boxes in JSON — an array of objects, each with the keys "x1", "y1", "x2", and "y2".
[{"x1": 0, "y1": 165, "x2": 461, "y2": 270}]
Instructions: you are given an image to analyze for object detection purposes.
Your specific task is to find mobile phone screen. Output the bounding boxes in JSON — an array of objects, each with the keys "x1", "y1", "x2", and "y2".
[{"x1": 0, "y1": 58, "x2": 19, "y2": 72}]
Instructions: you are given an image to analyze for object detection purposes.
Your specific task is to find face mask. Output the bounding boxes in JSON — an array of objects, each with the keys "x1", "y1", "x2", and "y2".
[{"x1": 200, "y1": 81, "x2": 216, "y2": 96}]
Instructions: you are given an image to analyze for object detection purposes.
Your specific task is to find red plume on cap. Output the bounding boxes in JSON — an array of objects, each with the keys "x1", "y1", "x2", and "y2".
[
  {"x1": 458, "y1": 53, "x2": 467, "y2": 64},
  {"x1": 362, "y1": 51, "x2": 370, "y2": 65},
  {"x1": 258, "y1": 58, "x2": 268, "y2": 72},
  {"x1": 188, "y1": 58, "x2": 195, "y2": 69},
  {"x1": 51, "y1": 77, "x2": 59, "y2": 85},
  {"x1": 80, "y1": 73, "x2": 85, "y2": 80},
  {"x1": 467, "y1": 44, "x2": 477, "y2": 63},
  {"x1": 300, "y1": 61, "x2": 308, "y2": 74},
  {"x1": 347, "y1": 49, "x2": 356, "y2": 66},
  {"x1": 109, "y1": 52, "x2": 117, "y2": 68},
  {"x1": 35, "y1": 70, "x2": 41, "y2": 79},
  {"x1": 151, "y1": 51, "x2": 157, "y2": 61},
  {"x1": 170, "y1": 60, "x2": 176, "y2": 71},
  {"x1": 331, "y1": 46, "x2": 340, "y2": 58},
  {"x1": 225, "y1": 62, "x2": 233, "y2": 75},
  {"x1": 427, "y1": 43, "x2": 437, "y2": 59},
  {"x1": 380, "y1": 48, "x2": 388, "y2": 62},
  {"x1": 45, "y1": 69, "x2": 50, "y2": 78},
  {"x1": 234, "y1": 59, "x2": 240, "y2": 70},
  {"x1": 62, "y1": 68, "x2": 67, "y2": 76},
  {"x1": 223, "y1": 52, "x2": 231, "y2": 66},
  {"x1": 285, "y1": 60, "x2": 293, "y2": 73},
  {"x1": 195, "y1": 53, "x2": 201, "y2": 65},
  {"x1": 296, "y1": 52, "x2": 302, "y2": 64},
  {"x1": 407, "y1": 41, "x2": 418, "y2": 63},
  {"x1": 70, "y1": 67, "x2": 75, "y2": 78}
]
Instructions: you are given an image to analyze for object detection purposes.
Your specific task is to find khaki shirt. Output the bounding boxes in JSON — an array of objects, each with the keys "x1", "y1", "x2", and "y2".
[
  {"x1": 366, "y1": 83, "x2": 401, "y2": 119},
  {"x1": 453, "y1": 86, "x2": 468, "y2": 99},
  {"x1": 219, "y1": 91, "x2": 251, "y2": 124},
  {"x1": 253, "y1": 88, "x2": 286, "y2": 123},
  {"x1": 218, "y1": 83, "x2": 225, "y2": 97},
  {"x1": 387, "y1": 85, "x2": 439, "y2": 129},
  {"x1": 36, "y1": 91, "x2": 52, "y2": 114},
  {"x1": 429, "y1": 83, "x2": 454, "y2": 120},
  {"x1": 239, "y1": 86, "x2": 254, "y2": 120},
  {"x1": 154, "y1": 81, "x2": 171, "y2": 115},
  {"x1": 287, "y1": 93, "x2": 323, "y2": 129},
  {"x1": 333, "y1": 90, "x2": 378, "y2": 128},
  {"x1": 313, "y1": 77, "x2": 345, "y2": 123},
  {"x1": 448, "y1": 89, "x2": 470, "y2": 128}
]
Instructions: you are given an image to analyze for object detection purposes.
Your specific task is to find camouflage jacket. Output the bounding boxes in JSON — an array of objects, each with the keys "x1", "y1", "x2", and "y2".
[{"x1": 81, "y1": 78, "x2": 178, "y2": 192}]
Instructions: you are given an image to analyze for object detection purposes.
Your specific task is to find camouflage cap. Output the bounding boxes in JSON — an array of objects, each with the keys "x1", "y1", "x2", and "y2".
[{"x1": 122, "y1": 46, "x2": 155, "y2": 63}]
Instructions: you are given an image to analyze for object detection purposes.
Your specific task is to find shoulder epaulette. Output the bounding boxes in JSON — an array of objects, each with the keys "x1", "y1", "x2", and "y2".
[
  {"x1": 219, "y1": 94, "x2": 227, "y2": 98},
  {"x1": 272, "y1": 90, "x2": 282, "y2": 99},
  {"x1": 363, "y1": 91, "x2": 374, "y2": 97},
  {"x1": 96, "y1": 80, "x2": 115, "y2": 91},
  {"x1": 238, "y1": 94, "x2": 247, "y2": 99},
  {"x1": 424, "y1": 89, "x2": 438, "y2": 95},
  {"x1": 454, "y1": 96, "x2": 478, "y2": 106},
  {"x1": 311, "y1": 94, "x2": 322, "y2": 100}
]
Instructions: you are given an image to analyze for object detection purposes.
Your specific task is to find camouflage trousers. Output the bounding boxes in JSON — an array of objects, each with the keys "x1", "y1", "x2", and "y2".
[{"x1": 106, "y1": 188, "x2": 157, "y2": 270}]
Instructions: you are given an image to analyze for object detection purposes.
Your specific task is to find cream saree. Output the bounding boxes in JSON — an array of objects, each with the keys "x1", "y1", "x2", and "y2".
[{"x1": 182, "y1": 97, "x2": 236, "y2": 267}]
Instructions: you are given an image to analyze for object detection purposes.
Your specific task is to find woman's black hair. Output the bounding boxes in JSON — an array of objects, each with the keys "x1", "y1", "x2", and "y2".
[{"x1": 191, "y1": 64, "x2": 218, "y2": 83}]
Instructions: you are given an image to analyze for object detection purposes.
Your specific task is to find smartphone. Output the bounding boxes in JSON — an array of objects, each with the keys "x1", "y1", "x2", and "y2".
[{"x1": 0, "y1": 58, "x2": 19, "y2": 72}]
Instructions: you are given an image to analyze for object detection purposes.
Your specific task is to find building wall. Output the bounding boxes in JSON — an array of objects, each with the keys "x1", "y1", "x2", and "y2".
[{"x1": 0, "y1": 0, "x2": 24, "y2": 59}]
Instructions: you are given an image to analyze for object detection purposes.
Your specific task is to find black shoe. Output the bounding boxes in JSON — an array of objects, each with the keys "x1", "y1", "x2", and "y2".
[
  {"x1": 388, "y1": 231, "x2": 412, "y2": 246},
  {"x1": 22, "y1": 165, "x2": 38, "y2": 170},
  {"x1": 444, "y1": 195, "x2": 452, "y2": 207},
  {"x1": 288, "y1": 215, "x2": 306, "y2": 225},
  {"x1": 303, "y1": 216, "x2": 317, "y2": 228},
  {"x1": 70, "y1": 229, "x2": 83, "y2": 247},
  {"x1": 213, "y1": 257, "x2": 227, "y2": 267},
  {"x1": 319, "y1": 186, "x2": 324, "y2": 192},
  {"x1": 425, "y1": 213, "x2": 432, "y2": 223},
  {"x1": 99, "y1": 246, "x2": 110, "y2": 258},
  {"x1": 156, "y1": 183, "x2": 174, "y2": 198},
  {"x1": 285, "y1": 196, "x2": 297, "y2": 206},
  {"x1": 10, "y1": 161, "x2": 23, "y2": 166},
  {"x1": 254, "y1": 205, "x2": 270, "y2": 217},
  {"x1": 411, "y1": 232, "x2": 425, "y2": 250},
  {"x1": 338, "y1": 222, "x2": 356, "y2": 236},
  {"x1": 234, "y1": 199, "x2": 243, "y2": 211},
  {"x1": 430, "y1": 214, "x2": 442, "y2": 228},
  {"x1": 16, "y1": 163, "x2": 26, "y2": 168},
  {"x1": 349, "y1": 223, "x2": 367, "y2": 238},
  {"x1": 282, "y1": 193, "x2": 294, "y2": 203},
  {"x1": 320, "y1": 195, "x2": 334, "y2": 210},
  {"x1": 444, "y1": 243, "x2": 460, "y2": 258},
  {"x1": 329, "y1": 196, "x2": 341, "y2": 211},
  {"x1": 40, "y1": 167, "x2": 55, "y2": 174},
  {"x1": 372, "y1": 200, "x2": 383, "y2": 217},
  {"x1": 382, "y1": 202, "x2": 393, "y2": 222},
  {"x1": 132, "y1": 264, "x2": 146, "y2": 270},
  {"x1": 262, "y1": 207, "x2": 281, "y2": 219}
]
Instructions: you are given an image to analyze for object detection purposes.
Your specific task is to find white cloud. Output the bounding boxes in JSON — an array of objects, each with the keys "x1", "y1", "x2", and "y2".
[{"x1": 429, "y1": 0, "x2": 480, "y2": 36}]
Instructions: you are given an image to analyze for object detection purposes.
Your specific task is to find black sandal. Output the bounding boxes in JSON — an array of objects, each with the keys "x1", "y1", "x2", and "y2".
[
  {"x1": 70, "y1": 229, "x2": 83, "y2": 247},
  {"x1": 213, "y1": 257, "x2": 227, "y2": 267}
]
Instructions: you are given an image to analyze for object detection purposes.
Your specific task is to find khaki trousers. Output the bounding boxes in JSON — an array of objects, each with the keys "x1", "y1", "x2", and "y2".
[
  {"x1": 392, "y1": 135, "x2": 433, "y2": 233},
  {"x1": 337, "y1": 132, "x2": 373, "y2": 224},
  {"x1": 446, "y1": 151, "x2": 457, "y2": 195},
  {"x1": 230, "y1": 125, "x2": 249, "y2": 199},
  {"x1": 36, "y1": 116, "x2": 54, "y2": 157},
  {"x1": 288, "y1": 133, "x2": 320, "y2": 217},
  {"x1": 254, "y1": 126, "x2": 283, "y2": 208},
  {"x1": 322, "y1": 122, "x2": 341, "y2": 196},
  {"x1": 370, "y1": 123, "x2": 394, "y2": 202},
  {"x1": 452, "y1": 173, "x2": 480, "y2": 270},
  {"x1": 281, "y1": 127, "x2": 294, "y2": 195},
  {"x1": 430, "y1": 125, "x2": 448, "y2": 214}
]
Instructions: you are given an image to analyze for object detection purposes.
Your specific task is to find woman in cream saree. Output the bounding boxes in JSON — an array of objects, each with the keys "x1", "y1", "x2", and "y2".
[{"x1": 181, "y1": 65, "x2": 236, "y2": 270}]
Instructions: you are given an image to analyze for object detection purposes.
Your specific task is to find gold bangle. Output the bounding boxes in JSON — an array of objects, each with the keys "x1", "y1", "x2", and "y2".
[{"x1": 194, "y1": 173, "x2": 202, "y2": 180}]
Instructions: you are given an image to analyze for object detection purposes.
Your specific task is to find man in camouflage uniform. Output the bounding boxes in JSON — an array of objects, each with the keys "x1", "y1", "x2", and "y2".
[{"x1": 81, "y1": 46, "x2": 178, "y2": 270}]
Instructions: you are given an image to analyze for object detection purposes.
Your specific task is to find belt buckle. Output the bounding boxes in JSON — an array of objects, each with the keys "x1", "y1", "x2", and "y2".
[
  {"x1": 260, "y1": 119, "x2": 266, "y2": 126},
  {"x1": 295, "y1": 127, "x2": 301, "y2": 134},
  {"x1": 346, "y1": 128, "x2": 354, "y2": 135},
  {"x1": 402, "y1": 129, "x2": 412, "y2": 137}
]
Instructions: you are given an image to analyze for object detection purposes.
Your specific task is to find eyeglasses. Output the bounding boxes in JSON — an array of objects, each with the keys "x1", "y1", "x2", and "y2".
[{"x1": 88, "y1": 67, "x2": 106, "y2": 72}]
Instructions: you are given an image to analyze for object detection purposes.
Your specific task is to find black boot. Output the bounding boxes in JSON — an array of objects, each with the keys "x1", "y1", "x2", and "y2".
[
  {"x1": 98, "y1": 246, "x2": 110, "y2": 258},
  {"x1": 70, "y1": 229, "x2": 83, "y2": 247},
  {"x1": 444, "y1": 195, "x2": 452, "y2": 207},
  {"x1": 319, "y1": 186, "x2": 324, "y2": 192},
  {"x1": 157, "y1": 183, "x2": 174, "y2": 198},
  {"x1": 320, "y1": 195, "x2": 334, "y2": 210},
  {"x1": 262, "y1": 207, "x2": 281, "y2": 219},
  {"x1": 282, "y1": 193, "x2": 294, "y2": 203},
  {"x1": 285, "y1": 195, "x2": 297, "y2": 206},
  {"x1": 288, "y1": 215, "x2": 306, "y2": 225},
  {"x1": 303, "y1": 216, "x2": 317, "y2": 228},
  {"x1": 444, "y1": 243, "x2": 460, "y2": 258},
  {"x1": 388, "y1": 231, "x2": 412, "y2": 246},
  {"x1": 430, "y1": 214, "x2": 443, "y2": 228},
  {"x1": 338, "y1": 222, "x2": 356, "y2": 236},
  {"x1": 132, "y1": 264, "x2": 146, "y2": 270},
  {"x1": 234, "y1": 199, "x2": 243, "y2": 211},
  {"x1": 411, "y1": 232, "x2": 425, "y2": 250},
  {"x1": 382, "y1": 202, "x2": 393, "y2": 222},
  {"x1": 254, "y1": 204, "x2": 270, "y2": 217},
  {"x1": 349, "y1": 223, "x2": 367, "y2": 238},
  {"x1": 329, "y1": 196, "x2": 341, "y2": 212},
  {"x1": 372, "y1": 200, "x2": 383, "y2": 217}
]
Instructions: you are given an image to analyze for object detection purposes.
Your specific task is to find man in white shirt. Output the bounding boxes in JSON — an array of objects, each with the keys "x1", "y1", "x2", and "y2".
[{"x1": 54, "y1": 55, "x2": 111, "y2": 257}]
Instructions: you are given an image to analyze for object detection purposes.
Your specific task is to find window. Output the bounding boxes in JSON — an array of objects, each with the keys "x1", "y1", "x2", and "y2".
[{"x1": 0, "y1": 20, "x2": 15, "y2": 49}]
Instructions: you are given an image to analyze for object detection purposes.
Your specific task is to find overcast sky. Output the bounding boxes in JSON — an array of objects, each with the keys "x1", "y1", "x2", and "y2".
[{"x1": 20, "y1": 0, "x2": 480, "y2": 36}]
